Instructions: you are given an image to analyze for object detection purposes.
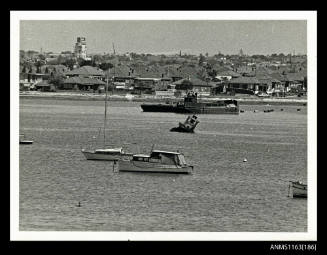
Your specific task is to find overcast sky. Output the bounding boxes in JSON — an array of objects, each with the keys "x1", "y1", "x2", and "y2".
[{"x1": 20, "y1": 20, "x2": 307, "y2": 55}]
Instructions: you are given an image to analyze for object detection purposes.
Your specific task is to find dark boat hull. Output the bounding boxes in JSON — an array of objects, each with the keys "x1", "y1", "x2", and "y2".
[
  {"x1": 141, "y1": 104, "x2": 239, "y2": 114},
  {"x1": 170, "y1": 126, "x2": 194, "y2": 133},
  {"x1": 19, "y1": 140, "x2": 33, "y2": 144},
  {"x1": 175, "y1": 106, "x2": 239, "y2": 114},
  {"x1": 141, "y1": 104, "x2": 176, "y2": 112}
]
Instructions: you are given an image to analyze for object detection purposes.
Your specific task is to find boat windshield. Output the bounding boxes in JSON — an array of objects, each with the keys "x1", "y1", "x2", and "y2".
[
  {"x1": 176, "y1": 154, "x2": 187, "y2": 166},
  {"x1": 160, "y1": 154, "x2": 177, "y2": 165},
  {"x1": 95, "y1": 148, "x2": 122, "y2": 154}
]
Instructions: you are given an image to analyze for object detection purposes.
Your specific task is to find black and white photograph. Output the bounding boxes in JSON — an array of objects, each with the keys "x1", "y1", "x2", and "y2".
[{"x1": 10, "y1": 11, "x2": 317, "y2": 242}]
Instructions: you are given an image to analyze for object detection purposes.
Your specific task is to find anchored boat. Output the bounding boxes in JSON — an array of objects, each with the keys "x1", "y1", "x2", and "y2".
[
  {"x1": 141, "y1": 91, "x2": 239, "y2": 114},
  {"x1": 118, "y1": 149, "x2": 193, "y2": 174},
  {"x1": 82, "y1": 77, "x2": 127, "y2": 161},
  {"x1": 288, "y1": 181, "x2": 307, "y2": 198},
  {"x1": 170, "y1": 115, "x2": 199, "y2": 133},
  {"x1": 82, "y1": 148, "x2": 131, "y2": 161},
  {"x1": 19, "y1": 134, "x2": 33, "y2": 144}
]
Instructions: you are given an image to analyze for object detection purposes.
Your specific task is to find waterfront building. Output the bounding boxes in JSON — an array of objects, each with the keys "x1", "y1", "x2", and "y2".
[
  {"x1": 65, "y1": 65, "x2": 104, "y2": 79},
  {"x1": 63, "y1": 76, "x2": 106, "y2": 91}
]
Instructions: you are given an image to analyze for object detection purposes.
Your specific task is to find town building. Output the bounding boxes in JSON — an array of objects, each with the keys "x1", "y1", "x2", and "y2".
[
  {"x1": 74, "y1": 37, "x2": 88, "y2": 60},
  {"x1": 63, "y1": 65, "x2": 105, "y2": 91},
  {"x1": 65, "y1": 65, "x2": 104, "y2": 79},
  {"x1": 63, "y1": 76, "x2": 106, "y2": 91}
]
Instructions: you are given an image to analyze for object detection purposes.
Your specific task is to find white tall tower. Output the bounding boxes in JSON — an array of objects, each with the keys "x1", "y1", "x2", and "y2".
[{"x1": 74, "y1": 37, "x2": 87, "y2": 59}]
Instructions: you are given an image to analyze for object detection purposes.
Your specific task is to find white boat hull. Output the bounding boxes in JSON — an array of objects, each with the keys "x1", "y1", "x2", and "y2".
[
  {"x1": 19, "y1": 140, "x2": 33, "y2": 144},
  {"x1": 82, "y1": 150, "x2": 122, "y2": 161},
  {"x1": 118, "y1": 160, "x2": 193, "y2": 174},
  {"x1": 290, "y1": 182, "x2": 307, "y2": 198}
]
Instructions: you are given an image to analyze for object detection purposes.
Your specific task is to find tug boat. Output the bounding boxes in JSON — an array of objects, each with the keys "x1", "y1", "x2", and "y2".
[
  {"x1": 288, "y1": 181, "x2": 307, "y2": 198},
  {"x1": 170, "y1": 115, "x2": 199, "y2": 133},
  {"x1": 118, "y1": 149, "x2": 193, "y2": 174},
  {"x1": 141, "y1": 91, "x2": 239, "y2": 114}
]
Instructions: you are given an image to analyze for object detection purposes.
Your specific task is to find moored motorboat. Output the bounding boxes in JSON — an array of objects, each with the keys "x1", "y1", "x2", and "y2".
[
  {"x1": 288, "y1": 181, "x2": 307, "y2": 198},
  {"x1": 118, "y1": 150, "x2": 193, "y2": 174}
]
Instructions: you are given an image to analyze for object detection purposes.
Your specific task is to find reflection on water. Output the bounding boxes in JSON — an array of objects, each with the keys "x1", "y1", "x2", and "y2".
[{"x1": 19, "y1": 99, "x2": 307, "y2": 231}]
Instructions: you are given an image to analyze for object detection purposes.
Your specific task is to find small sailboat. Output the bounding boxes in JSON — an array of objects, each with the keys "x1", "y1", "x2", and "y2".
[
  {"x1": 82, "y1": 77, "x2": 128, "y2": 161},
  {"x1": 117, "y1": 147, "x2": 193, "y2": 174},
  {"x1": 19, "y1": 134, "x2": 33, "y2": 144},
  {"x1": 288, "y1": 181, "x2": 307, "y2": 198},
  {"x1": 170, "y1": 115, "x2": 199, "y2": 133}
]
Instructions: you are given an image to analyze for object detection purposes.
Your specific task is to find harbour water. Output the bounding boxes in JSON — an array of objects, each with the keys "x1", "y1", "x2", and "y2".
[{"x1": 19, "y1": 98, "x2": 307, "y2": 232}]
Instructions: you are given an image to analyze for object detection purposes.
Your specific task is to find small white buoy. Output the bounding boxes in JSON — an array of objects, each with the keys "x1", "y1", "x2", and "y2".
[{"x1": 243, "y1": 158, "x2": 247, "y2": 162}]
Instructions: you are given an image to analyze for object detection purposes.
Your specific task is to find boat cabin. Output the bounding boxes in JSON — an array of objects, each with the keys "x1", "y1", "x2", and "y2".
[
  {"x1": 94, "y1": 148, "x2": 123, "y2": 155},
  {"x1": 132, "y1": 150, "x2": 188, "y2": 166}
]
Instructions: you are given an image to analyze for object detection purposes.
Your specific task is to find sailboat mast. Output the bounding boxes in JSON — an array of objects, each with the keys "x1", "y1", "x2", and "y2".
[{"x1": 104, "y1": 73, "x2": 108, "y2": 147}]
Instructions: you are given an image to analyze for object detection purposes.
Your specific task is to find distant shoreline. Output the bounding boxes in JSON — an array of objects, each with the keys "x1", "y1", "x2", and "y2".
[{"x1": 19, "y1": 92, "x2": 308, "y2": 106}]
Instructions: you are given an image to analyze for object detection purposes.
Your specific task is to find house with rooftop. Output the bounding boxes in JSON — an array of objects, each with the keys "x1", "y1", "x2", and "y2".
[
  {"x1": 63, "y1": 76, "x2": 106, "y2": 91},
  {"x1": 215, "y1": 70, "x2": 241, "y2": 82},
  {"x1": 225, "y1": 76, "x2": 262, "y2": 95},
  {"x1": 63, "y1": 65, "x2": 105, "y2": 91},
  {"x1": 65, "y1": 65, "x2": 104, "y2": 79}
]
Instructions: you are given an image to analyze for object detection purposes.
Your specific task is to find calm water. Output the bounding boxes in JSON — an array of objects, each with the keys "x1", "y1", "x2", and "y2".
[{"x1": 19, "y1": 98, "x2": 307, "y2": 231}]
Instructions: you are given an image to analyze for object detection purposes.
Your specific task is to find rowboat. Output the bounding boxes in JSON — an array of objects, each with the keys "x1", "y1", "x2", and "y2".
[
  {"x1": 19, "y1": 134, "x2": 33, "y2": 144},
  {"x1": 288, "y1": 181, "x2": 307, "y2": 198}
]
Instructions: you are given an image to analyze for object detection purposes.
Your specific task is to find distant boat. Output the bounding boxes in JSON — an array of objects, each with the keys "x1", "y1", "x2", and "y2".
[
  {"x1": 288, "y1": 181, "x2": 307, "y2": 198},
  {"x1": 19, "y1": 134, "x2": 33, "y2": 144},
  {"x1": 141, "y1": 91, "x2": 239, "y2": 114},
  {"x1": 82, "y1": 77, "x2": 128, "y2": 161},
  {"x1": 170, "y1": 115, "x2": 199, "y2": 133},
  {"x1": 118, "y1": 149, "x2": 193, "y2": 174}
]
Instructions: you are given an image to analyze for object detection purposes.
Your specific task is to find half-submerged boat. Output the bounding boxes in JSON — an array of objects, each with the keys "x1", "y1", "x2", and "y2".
[
  {"x1": 19, "y1": 134, "x2": 33, "y2": 144},
  {"x1": 118, "y1": 149, "x2": 193, "y2": 174},
  {"x1": 82, "y1": 77, "x2": 127, "y2": 161},
  {"x1": 288, "y1": 181, "x2": 307, "y2": 198},
  {"x1": 141, "y1": 91, "x2": 239, "y2": 114},
  {"x1": 170, "y1": 115, "x2": 199, "y2": 133}
]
